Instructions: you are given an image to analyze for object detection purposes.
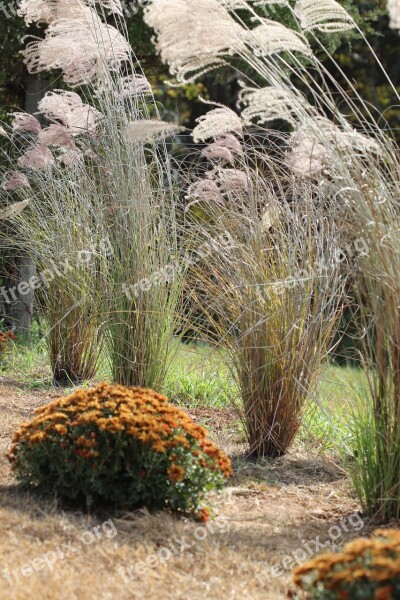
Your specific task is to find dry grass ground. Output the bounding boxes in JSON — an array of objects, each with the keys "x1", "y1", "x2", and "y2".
[{"x1": 0, "y1": 378, "x2": 372, "y2": 600}]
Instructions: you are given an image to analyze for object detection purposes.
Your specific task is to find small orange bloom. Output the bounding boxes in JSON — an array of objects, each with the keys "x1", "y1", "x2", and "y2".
[
  {"x1": 375, "y1": 585, "x2": 394, "y2": 600},
  {"x1": 167, "y1": 464, "x2": 185, "y2": 482},
  {"x1": 197, "y1": 508, "x2": 209, "y2": 523}
]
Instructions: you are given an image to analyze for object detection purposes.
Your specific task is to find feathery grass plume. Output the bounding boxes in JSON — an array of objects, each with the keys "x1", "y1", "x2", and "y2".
[
  {"x1": 192, "y1": 106, "x2": 243, "y2": 143},
  {"x1": 2, "y1": 173, "x2": 31, "y2": 191},
  {"x1": 283, "y1": 115, "x2": 381, "y2": 179},
  {"x1": 388, "y1": 0, "x2": 400, "y2": 30},
  {"x1": 202, "y1": 143, "x2": 235, "y2": 165},
  {"x1": 18, "y1": 0, "x2": 123, "y2": 25},
  {"x1": 185, "y1": 179, "x2": 225, "y2": 211},
  {"x1": 23, "y1": 14, "x2": 131, "y2": 87},
  {"x1": 202, "y1": 133, "x2": 244, "y2": 164},
  {"x1": 38, "y1": 124, "x2": 76, "y2": 149},
  {"x1": 18, "y1": 0, "x2": 95, "y2": 24},
  {"x1": 201, "y1": 133, "x2": 243, "y2": 166},
  {"x1": 120, "y1": 75, "x2": 152, "y2": 98},
  {"x1": 252, "y1": 0, "x2": 289, "y2": 5},
  {"x1": 144, "y1": 0, "x2": 246, "y2": 83},
  {"x1": 0, "y1": 199, "x2": 30, "y2": 219},
  {"x1": 144, "y1": 0, "x2": 358, "y2": 139},
  {"x1": 245, "y1": 20, "x2": 312, "y2": 57},
  {"x1": 292, "y1": 117, "x2": 381, "y2": 158},
  {"x1": 215, "y1": 133, "x2": 244, "y2": 155},
  {"x1": 285, "y1": 132, "x2": 328, "y2": 178},
  {"x1": 212, "y1": 167, "x2": 249, "y2": 191},
  {"x1": 124, "y1": 120, "x2": 182, "y2": 144},
  {"x1": 57, "y1": 147, "x2": 84, "y2": 165},
  {"x1": 17, "y1": 145, "x2": 55, "y2": 170},
  {"x1": 96, "y1": 74, "x2": 153, "y2": 99},
  {"x1": 185, "y1": 161, "x2": 343, "y2": 458},
  {"x1": 238, "y1": 85, "x2": 310, "y2": 127},
  {"x1": 294, "y1": 0, "x2": 355, "y2": 33},
  {"x1": 38, "y1": 91, "x2": 103, "y2": 135},
  {"x1": 11, "y1": 113, "x2": 41, "y2": 135}
]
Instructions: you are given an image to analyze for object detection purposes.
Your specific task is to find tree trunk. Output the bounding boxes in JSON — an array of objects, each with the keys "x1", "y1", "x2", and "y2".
[
  {"x1": 5, "y1": 24, "x2": 51, "y2": 339},
  {"x1": 7, "y1": 253, "x2": 36, "y2": 338}
]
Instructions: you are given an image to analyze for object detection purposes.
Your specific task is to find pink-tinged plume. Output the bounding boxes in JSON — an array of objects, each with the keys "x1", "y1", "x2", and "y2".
[
  {"x1": 18, "y1": 144, "x2": 55, "y2": 171},
  {"x1": 58, "y1": 148, "x2": 84, "y2": 166},
  {"x1": 202, "y1": 133, "x2": 243, "y2": 165},
  {"x1": 212, "y1": 168, "x2": 249, "y2": 191},
  {"x1": 2, "y1": 172, "x2": 31, "y2": 191},
  {"x1": 185, "y1": 179, "x2": 224, "y2": 211},
  {"x1": 39, "y1": 124, "x2": 76, "y2": 148},
  {"x1": 38, "y1": 91, "x2": 103, "y2": 136},
  {"x1": 11, "y1": 113, "x2": 41, "y2": 135}
]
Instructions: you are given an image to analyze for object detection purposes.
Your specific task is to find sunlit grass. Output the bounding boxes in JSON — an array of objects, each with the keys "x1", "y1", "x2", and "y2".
[
  {"x1": 0, "y1": 334, "x2": 370, "y2": 457},
  {"x1": 164, "y1": 341, "x2": 238, "y2": 408},
  {"x1": 298, "y1": 365, "x2": 369, "y2": 453}
]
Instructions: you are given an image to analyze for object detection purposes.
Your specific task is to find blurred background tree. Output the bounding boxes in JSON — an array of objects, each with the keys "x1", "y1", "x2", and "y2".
[{"x1": 0, "y1": 1, "x2": 396, "y2": 131}]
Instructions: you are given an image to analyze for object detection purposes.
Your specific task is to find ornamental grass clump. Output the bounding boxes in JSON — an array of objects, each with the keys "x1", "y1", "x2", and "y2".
[
  {"x1": 7, "y1": 382, "x2": 232, "y2": 516},
  {"x1": 0, "y1": 0, "x2": 185, "y2": 389},
  {"x1": 292, "y1": 529, "x2": 400, "y2": 600},
  {"x1": 185, "y1": 152, "x2": 344, "y2": 459}
]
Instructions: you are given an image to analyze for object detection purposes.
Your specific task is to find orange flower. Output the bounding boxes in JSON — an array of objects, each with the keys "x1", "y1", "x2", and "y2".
[
  {"x1": 167, "y1": 464, "x2": 185, "y2": 482},
  {"x1": 53, "y1": 424, "x2": 68, "y2": 436},
  {"x1": 152, "y1": 440, "x2": 167, "y2": 453},
  {"x1": 75, "y1": 435, "x2": 96, "y2": 448},
  {"x1": 375, "y1": 585, "x2": 394, "y2": 600},
  {"x1": 172, "y1": 435, "x2": 190, "y2": 449},
  {"x1": 28, "y1": 432, "x2": 46, "y2": 444},
  {"x1": 197, "y1": 508, "x2": 209, "y2": 523}
]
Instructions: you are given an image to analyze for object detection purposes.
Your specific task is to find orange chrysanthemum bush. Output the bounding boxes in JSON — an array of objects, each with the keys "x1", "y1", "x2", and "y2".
[
  {"x1": 7, "y1": 383, "x2": 232, "y2": 515},
  {"x1": 292, "y1": 529, "x2": 400, "y2": 600}
]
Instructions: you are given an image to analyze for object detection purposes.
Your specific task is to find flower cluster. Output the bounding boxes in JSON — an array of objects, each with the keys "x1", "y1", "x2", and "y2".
[
  {"x1": 292, "y1": 529, "x2": 400, "y2": 599},
  {"x1": 7, "y1": 382, "x2": 232, "y2": 515},
  {"x1": 0, "y1": 330, "x2": 16, "y2": 356}
]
